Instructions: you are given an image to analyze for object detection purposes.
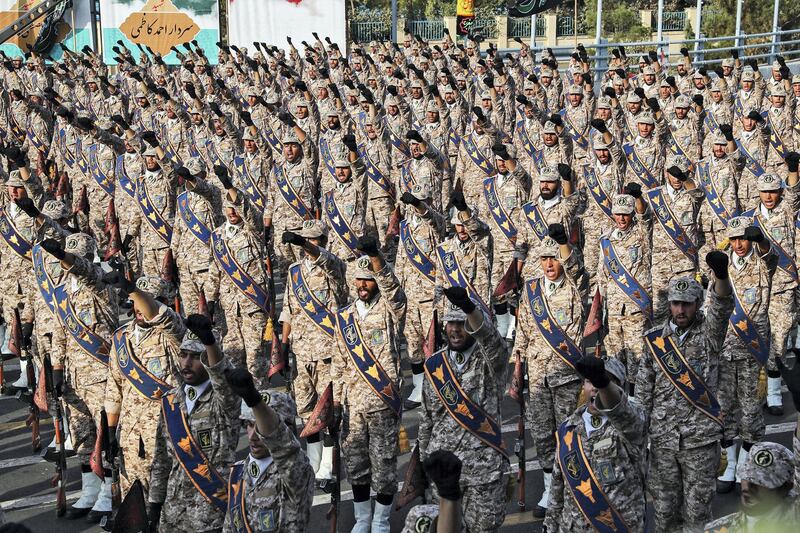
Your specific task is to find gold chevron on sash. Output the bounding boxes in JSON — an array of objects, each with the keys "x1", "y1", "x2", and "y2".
[
  {"x1": 289, "y1": 263, "x2": 336, "y2": 338},
  {"x1": 461, "y1": 134, "x2": 495, "y2": 176},
  {"x1": 483, "y1": 176, "x2": 518, "y2": 244},
  {"x1": 113, "y1": 328, "x2": 172, "y2": 401},
  {"x1": 583, "y1": 165, "x2": 614, "y2": 221},
  {"x1": 136, "y1": 178, "x2": 173, "y2": 245},
  {"x1": 211, "y1": 232, "x2": 270, "y2": 312},
  {"x1": 646, "y1": 188, "x2": 698, "y2": 263},
  {"x1": 0, "y1": 207, "x2": 32, "y2": 261},
  {"x1": 32, "y1": 245, "x2": 56, "y2": 316},
  {"x1": 227, "y1": 463, "x2": 253, "y2": 533},
  {"x1": 399, "y1": 220, "x2": 437, "y2": 284},
  {"x1": 275, "y1": 165, "x2": 314, "y2": 220}
]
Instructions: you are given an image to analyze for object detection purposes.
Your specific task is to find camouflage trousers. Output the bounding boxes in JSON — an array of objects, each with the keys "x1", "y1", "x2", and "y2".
[
  {"x1": 62, "y1": 376, "x2": 105, "y2": 464},
  {"x1": 139, "y1": 246, "x2": 171, "y2": 280},
  {"x1": 178, "y1": 269, "x2": 227, "y2": 338},
  {"x1": 490, "y1": 247, "x2": 517, "y2": 307},
  {"x1": 221, "y1": 308, "x2": 267, "y2": 389},
  {"x1": 294, "y1": 357, "x2": 331, "y2": 421},
  {"x1": 528, "y1": 378, "x2": 582, "y2": 469},
  {"x1": 341, "y1": 408, "x2": 399, "y2": 495},
  {"x1": 718, "y1": 354, "x2": 765, "y2": 443},
  {"x1": 272, "y1": 225, "x2": 302, "y2": 292},
  {"x1": 768, "y1": 288, "x2": 795, "y2": 372},
  {"x1": 648, "y1": 442, "x2": 720, "y2": 533},
  {"x1": 605, "y1": 312, "x2": 649, "y2": 385},
  {"x1": 403, "y1": 300, "x2": 435, "y2": 365},
  {"x1": 431, "y1": 474, "x2": 508, "y2": 533},
  {"x1": 119, "y1": 419, "x2": 161, "y2": 496}
]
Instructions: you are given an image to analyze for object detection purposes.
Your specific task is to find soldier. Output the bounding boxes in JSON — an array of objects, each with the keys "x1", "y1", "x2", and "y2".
[
  {"x1": 637, "y1": 253, "x2": 734, "y2": 532},
  {"x1": 418, "y1": 286, "x2": 510, "y2": 532},
  {"x1": 331, "y1": 238, "x2": 406, "y2": 532},
  {"x1": 453, "y1": 106, "x2": 500, "y2": 209},
  {"x1": 513, "y1": 225, "x2": 588, "y2": 517},
  {"x1": 763, "y1": 86, "x2": 795, "y2": 176},
  {"x1": 279, "y1": 220, "x2": 349, "y2": 487},
  {"x1": 623, "y1": 112, "x2": 665, "y2": 191},
  {"x1": 148, "y1": 315, "x2": 240, "y2": 532},
  {"x1": 543, "y1": 357, "x2": 648, "y2": 532},
  {"x1": 736, "y1": 107, "x2": 769, "y2": 211},
  {"x1": 223, "y1": 369, "x2": 316, "y2": 532}
]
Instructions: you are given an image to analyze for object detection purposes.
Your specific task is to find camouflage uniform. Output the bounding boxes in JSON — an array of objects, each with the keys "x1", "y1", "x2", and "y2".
[
  {"x1": 453, "y1": 121, "x2": 500, "y2": 209},
  {"x1": 697, "y1": 143, "x2": 743, "y2": 267}
]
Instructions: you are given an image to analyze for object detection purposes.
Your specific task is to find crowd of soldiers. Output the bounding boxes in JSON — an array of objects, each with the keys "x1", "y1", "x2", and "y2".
[{"x1": 0, "y1": 23, "x2": 800, "y2": 533}]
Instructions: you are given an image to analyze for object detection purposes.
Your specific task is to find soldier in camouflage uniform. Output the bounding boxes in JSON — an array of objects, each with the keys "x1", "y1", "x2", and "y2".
[
  {"x1": 453, "y1": 106, "x2": 501, "y2": 210},
  {"x1": 513, "y1": 227, "x2": 588, "y2": 517},
  {"x1": 636, "y1": 255, "x2": 734, "y2": 532},
  {"x1": 149, "y1": 315, "x2": 240, "y2": 533},
  {"x1": 223, "y1": 369, "x2": 316, "y2": 533},
  {"x1": 543, "y1": 357, "x2": 648, "y2": 532},
  {"x1": 331, "y1": 239, "x2": 406, "y2": 532},
  {"x1": 735, "y1": 107, "x2": 768, "y2": 211}
]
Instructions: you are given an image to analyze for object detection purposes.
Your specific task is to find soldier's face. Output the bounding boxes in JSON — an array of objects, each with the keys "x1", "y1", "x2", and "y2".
[
  {"x1": 713, "y1": 144, "x2": 726, "y2": 158},
  {"x1": 583, "y1": 380, "x2": 600, "y2": 415},
  {"x1": 677, "y1": 64, "x2": 686, "y2": 75},
  {"x1": 731, "y1": 237, "x2": 752, "y2": 257},
  {"x1": 355, "y1": 278, "x2": 379, "y2": 301},
  {"x1": 8, "y1": 185, "x2": 25, "y2": 201},
  {"x1": 628, "y1": 102, "x2": 641, "y2": 114},
  {"x1": 145, "y1": 156, "x2": 159, "y2": 171},
  {"x1": 595, "y1": 148, "x2": 610, "y2": 164},
  {"x1": 454, "y1": 223, "x2": 469, "y2": 242},
  {"x1": 743, "y1": 80, "x2": 753, "y2": 91},
  {"x1": 543, "y1": 133, "x2": 557, "y2": 146},
  {"x1": 569, "y1": 94, "x2": 581, "y2": 106},
  {"x1": 191, "y1": 113, "x2": 202, "y2": 124},
  {"x1": 244, "y1": 139, "x2": 257, "y2": 153},
  {"x1": 659, "y1": 87, "x2": 670, "y2": 99},
  {"x1": 711, "y1": 90, "x2": 722, "y2": 103},
  {"x1": 669, "y1": 300, "x2": 698, "y2": 328},
  {"x1": 772, "y1": 96, "x2": 785, "y2": 108},
  {"x1": 167, "y1": 108, "x2": 177, "y2": 119},
  {"x1": 366, "y1": 124, "x2": 376, "y2": 139},
  {"x1": 644, "y1": 74, "x2": 655, "y2": 85},
  {"x1": 226, "y1": 207, "x2": 242, "y2": 224},
  {"x1": 759, "y1": 190, "x2": 782, "y2": 210},
  {"x1": 334, "y1": 166, "x2": 351, "y2": 182},
  {"x1": 614, "y1": 213, "x2": 633, "y2": 230},
  {"x1": 246, "y1": 422, "x2": 269, "y2": 459},
  {"x1": 495, "y1": 159, "x2": 508, "y2": 173},
  {"x1": 541, "y1": 256, "x2": 564, "y2": 281},
  {"x1": 675, "y1": 106, "x2": 688, "y2": 119},
  {"x1": 772, "y1": 69, "x2": 782, "y2": 81},
  {"x1": 666, "y1": 172, "x2": 684, "y2": 190},
  {"x1": 445, "y1": 321, "x2": 474, "y2": 352},
  {"x1": 410, "y1": 87, "x2": 422, "y2": 99},
  {"x1": 541, "y1": 76, "x2": 551, "y2": 86},
  {"x1": 88, "y1": 82, "x2": 98, "y2": 92},
  {"x1": 284, "y1": 142, "x2": 301, "y2": 162},
  {"x1": 481, "y1": 98, "x2": 492, "y2": 112},
  {"x1": 179, "y1": 351, "x2": 208, "y2": 385},
  {"x1": 740, "y1": 480, "x2": 791, "y2": 517},
  {"x1": 387, "y1": 105, "x2": 398, "y2": 116},
  {"x1": 410, "y1": 141, "x2": 424, "y2": 158},
  {"x1": 214, "y1": 120, "x2": 225, "y2": 136},
  {"x1": 597, "y1": 108, "x2": 610, "y2": 120},
  {"x1": 637, "y1": 123, "x2": 654, "y2": 137},
  {"x1": 742, "y1": 116, "x2": 756, "y2": 131},
  {"x1": 693, "y1": 79, "x2": 705, "y2": 89},
  {"x1": 539, "y1": 180, "x2": 558, "y2": 200},
  {"x1": 327, "y1": 116, "x2": 340, "y2": 129},
  {"x1": 426, "y1": 111, "x2": 439, "y2": 123},
  {"x1": 347, "y1": 95, "x2": 358, "y2": 106}
]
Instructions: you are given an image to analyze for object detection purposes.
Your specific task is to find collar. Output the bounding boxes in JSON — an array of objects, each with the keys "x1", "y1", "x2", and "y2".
[
  {"x1": 733, "y1": 248, "x2": 754, "y2": 271},
  {"x1": 449, "y1": 340, "x2": 478, "y2": 371},
  {"x1": 246, "y1": 454, "x2": 274, "y2": 482},
  {"x1": 539, "y1": 193, "x2": 561, "y2": 210},
  {"x1": 184, "y1": 379, "x2": 211, "y2": 414},
  {"x1": 544, "y1": 274, "x2": 565, "y2": 297},
  {"x1": 224, "y1": 220, "x2": 242, "y2": 238},
  {"x1": 355, "y1": 294, "x2": 379, "y2": 319},
  {"x1": 669, "y1": 320, "x2": 691, "y2": 342},
  {"x1": 759, "y1": 203, "x2": 773, "y2": 219},
  {"x1": 581, "y1": 409, "x2": 608, "y2": 438}
]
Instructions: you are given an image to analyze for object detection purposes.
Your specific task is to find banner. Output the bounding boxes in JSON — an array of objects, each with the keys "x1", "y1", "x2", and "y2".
[
  {"x1": 456, "y1": 0, "x2": 474, "y2": 36},
  {"x1": 228, "y1": 0, "x2": 346, "y2": 51},
  {"x1": 100, "y1": 0, "x2": 219, "y2": 65},
  {"x1": 0, "y1": 0, "x2": 94, "y2": 58},
  {"x1": 509, "y1": 0, "x2": 561, "y2": 17}
]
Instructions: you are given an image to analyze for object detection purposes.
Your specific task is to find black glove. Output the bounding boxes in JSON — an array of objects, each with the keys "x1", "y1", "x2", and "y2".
[
  {"x1": 747, "y1": 110, "x2": 764, "y2": 123},
  {"x1": 633, "y1": 87, "x2": 645, "y2": 100},
  {"x1": 226, "y1": 368, "x2": 262, "y2": 407},
  {"x1": 472, "y1": 106, "x2": 485, "y2": 123},
  {"x1": 614, "y1": 68, "x2": 626, "y2": 79},
  {"x1": 40, "y1": 238, "x2": 65, "y2": 260},
  {"x1": 185, "y1": 83, "x2": 197, "y2": 99},
  {"x1": 516, "y1": 95, "x2": 530, "y2": 106},
  {"x1": 777, "y1": 353, "x2": 800, "y2": 410},
  {"x1": 282, "y1": 231, "x2": 305, "y2": 246},
  {"x1": 666, "y1": 75, "x2": 676, "y2": 88},
  {"x1": 400, "y1": 191, "x2": 421, "y2": 207},
  {"x1": 590, "y1": 118, "x2": 607, "y2": 133},
  {"x1": 405, "y1": 130, "x2": 424, "y2": 144},
  {"x1": 357, "y1": 236, "x2": 380, "y2": 257},
  {"x1": 713, "y1": 66, "x2": 725, "y2": 79},
  {"x1": 705, "y1": 250, "x2": 729, "y2": 280},
  {"x1": 52, "y1": 368, "x2": 64, "y2": 396},
  {"x1": 21, "y1": 322, "x2": 33, "y2": 350},
  {"x1": 423, "y1": 450, "x2": 462, "y2": 501},
  {"x1": 623, "y1": 182, "x2": 642, "y2": 199},
  {"x1": 482, "y1": 75, "x2": 494, "y2": 88},
  {"x1": 103, "y1": 270, "x2": 136, "y2": 294},
  {"x1": 277, "y1": 111, "x2": 296, "y2": 127},
  {"x1": 582, "y1": 72, "x2": 593, "y2": 86},
  {"x1": 527, "y1": 73, "x2": 539, "y2": 84},
  {"x1": 140, "y1": 131, "x2": 159, "y2": 148},
  {"x1": 450, "y1": 190, "x2": 467, "y2": 212},
  {"x1": 692, "y1": 94, "x2": 704, "y2": 107},
  {"x1": 730, "y1": 48, "x2": 739, "y2": 60},
  {"x1": 785, "y1": 151, "x2": 800, "y2": 173},
  {"x1": 443, "y1": 286, "x2": 476, "y2": 314},
  {"x1": 175, "y1": 166, "x2": 193, "y2": 182},
  {"x1": 720, "y1": 123, "x2": 734, "y2": 142},
  {"x1": 557, "y1": 163, "x2": 572, "y2": 181},
  {"x1": 648, "y1": 50, "x2": 658, "y2": 62},
  {"x1": 240, "y1": 111, "x2": 254, "y2": 127},
  {"x1": 667, "y1": 165, "x2": 687, "y2": 182},
  {"x1": 647, "y1": 97, "x2": 660, "y2": 113},
  {"x1": 698, "y1": 68, "x2": 708, "y2": 77},
  {"x1": 209, "y1": 102, "x2": 223, "y2": 117},
  {"x1": 491, "y1": 143, "x2": 509, "y2": 160},
  {"x1": 3, "y1": 145, "x2": 25, "y2": 167},
  {"x1": 549, "y1": 113, "x2": 563, "y2": 127},
  {"x1": 744, "y1": 226, "x2": 765, "y2": 244},
  {"x1": 603, "y1": 86, "x2": 617, "y2": 99},
  {"x1": 207, "y1": 300, "x2": 216, "y2": 319},
  {"x1": 214, "y1": 165, "x2": 233, "y2": 189},
  {"x1": 612, "y1": 48, "x2": 620, "y2": 59},
  {"x1": 342, "y1": 134, "x2": 358, "y2": 153},
  {"x1": 575, "y1": 356, "x2": 611, "y2": 388},
  {"x1": 680, "y1": 47, "x2": 690, "y2": 58},
  {"x1": 15, "y1": 197, "x2": 39, "y2": 218},
  {"x1": 294, "y1": 80, "x2": 308, "y2": 93},
  {"x1": 185, "y1": 314, "x2": 215, "y2": 345},
  {"x1": 331, "y1": 404, "x2": 343, "y2": 433},
  {"x1": 75, "y1": 116, "x2": 94, "y2": 131},
  {"x1": 547, "y1": 223, "x2": 568, "y2": 245}
]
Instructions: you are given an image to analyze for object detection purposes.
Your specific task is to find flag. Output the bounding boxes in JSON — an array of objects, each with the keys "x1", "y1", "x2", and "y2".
[
  {"x1": 300, "y1": 382, "x2": 333, "y2": 438},
  {"x1": 508, "y1": 351, "x2": 525, "y2": 404},
  {"x1": 73, "y1": 185, "x2": 88, "y2": 215},
  {"x1": 111, "y1": 479, "x2": 148, "y2": 533},
  {"x1": 385, "y1": 206, "x2": 401, "y2": 240},
  {"x1": 508, "y1": 0, "x2": 562, "y2": 18},
  {"x1": 8, "y1": 308, "x2": 21, "y2": 358},
  {"x1": 266, "y1": 318, "x2": 286, "y2": 379},
  {"x1": 583, "y1": 289, "x2": 603, "y2": 338},
  {"x1": 104, "y1": 200, "x2": 123, "y2": 261},
  {"x1": 423, "y1": 310, "x2": 439, "y2": 359},
  {"x1": 395, "y1": 444, "x2": 427, "y2": 509},
  {"x1": 493, "y1": 261, "x2": 519, "y2": 298}
]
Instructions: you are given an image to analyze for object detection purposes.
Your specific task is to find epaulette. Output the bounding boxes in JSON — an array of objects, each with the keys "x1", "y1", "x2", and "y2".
[{"x1": 644, "y1": 323, "x2": 665, "y2": 336}]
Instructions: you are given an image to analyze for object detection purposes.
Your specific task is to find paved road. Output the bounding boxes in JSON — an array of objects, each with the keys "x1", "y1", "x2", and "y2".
[{"x1": 1, "y1": 352, "x2": 797, "y2": 532}]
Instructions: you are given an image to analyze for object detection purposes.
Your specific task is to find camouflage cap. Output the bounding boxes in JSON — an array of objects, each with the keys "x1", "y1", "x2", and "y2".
[
  {"x1": 64, "y1": 232, "x2": 96, "y2": 259},
  {"x1": 411, "y1": 183, "x2": 431, "y2": 200},
  {"x1": 741, "y1": 69, "x2": 755, "y2": 81},
  {"x1": 5, "y1": 170, "x2": 25, "y2": 188},
  {"x1": 425, "y1": 100, "x2": 439, "y2": 113},
  {"x1": 569, "y1": 65, "x2": 583, "y2": 75},
  {"x1": 710, "y1": 80, "x2": 723, "y2": 92},
  {"x1": 603, "y1": 357, "x2": 627, "y2": 386},
  {"x1": 443, "y1": 303, "x2": 468, "y2": 323},
  {"x1": 538, "y1": 236, "x2": 560, "y2": 258},
  {"x1": 675, "y1": 94, "x2": 691, "y2": 108},
  {"x1": 758, "y1": 172, "x2": 783, "y2": 191},
  {"x1": 542, "y1": 120, "x2": 558, "y2": 135},
  {"x1": 142, "y1": 146, "x2": 158, "y2": 157},
  {"x1": 642, "y1": 65, "x2": 656, "y2": 75},
  {"x1": 626, "y1": 91, "x2": 642, "y2": 103},
  {"x1": 722, "y1": 57, "x2": 735, "y2": 68},
  {"x1": 611, "y1": 194, "x2": 636, "y2": 215},
  {"x1": 540, "y1": 66, "x2": 553, "y2": 78},
  {"x1": 772, "y1": 60, "x2": 782, "y2": 70},
  {"x1": 539, "y1": 166, "x2": 560, "y2": 182},
  {"x1": 244, "y1": 86, "x2": 260, "y2": 98},
  {"x1": 410, "y1": 79, "x2": 423, "y2": 89},
  {"x1": 793, "y1": 74, "x2": 800, "y2": 84},
  {"x1": 190, "y1": 104, "x2": 204, "y2": 115},
  {"x1": 135, "y1": 276, "x2": 171, "y2": 300},
  {"x1": 568, "y1": 84, "x2": 583, "y2": 95},
  {"x1": 242, "y1": 129, "x2": 257, "y2": 142},
  {"x1": 726, "y1": 215, "x2": 751, "y2": 239},
  {"x1": 41, "y1": 199, "x2": 69, "y2": 220},
  {"x1": 693, "y1": 71, "x2": 705, "y2": 80},
  {"x1": 771, "y1": 85, "x2": 787, "y2": 97},
  {"x1": 179, "y1": 330, "x2": 206, "y2": 354},
  {"x1": 346, "y1": 87, "x2": 359, "y2": 98},
  {"x1": 282, "y1": 129, "x2": 301, "y2": 145},
  {"x1": 739, "y1": 441, "x2": 795, "y2": 489},
  {"x1": 596, "y1": 96, "x2": 611, "y2": 110},
  {"x1": 667, "y1": 277, "x2": 703, "y2": 303},
  {"x1": 297, "y1": 219, "x2": 328, "y2": 239},
  {"x1": 666, "y1": 153, "x2": 691, "y2": 173},
  {"x1": 385, "y1": 96, "x2": 400, "y2": 107},
  {"x1": 592, "y1": 133, "x2": 611, "y2": 150},
  {"x1": 401, "y1": 504, "x2": 438, "y2": 533},
  {"x1": 295, "y1": 98, "x2": 310, "y2": 109},
  {"x1": 712, "y1": 132, "x2": 729, "y2": 145},
  {"x1": 240, "y1": 390, "x2": 297, "y2": 424},
  {"x1": 185, "y1": 157, "x2": 204, "y2": 176},
  {"x1": 450, "y1": 211, "x2": 465, "y2": 227},
  {"x1": 354, "y1": 255, "x2": 375, "y2": 280},
  {"x1": 636, "y1": 113, "x2": 655, "y2": 125},
  {"x1": 659, "y1": 78, "x2": 671, "y2": 88}
]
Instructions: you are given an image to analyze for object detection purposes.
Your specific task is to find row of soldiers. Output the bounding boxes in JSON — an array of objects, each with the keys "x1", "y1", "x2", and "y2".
[{"x1": 0, "y1": 26, "x2": 799, "y2": 532}]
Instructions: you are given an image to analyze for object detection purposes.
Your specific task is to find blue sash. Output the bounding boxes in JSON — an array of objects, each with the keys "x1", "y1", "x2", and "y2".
[
  {"x1": 425, "y1": 348, "x2": 506, "y2": 455},
  {"x1": 205, "y1": 139, "x2": 231, "y2": 171},
  {"x1": 160, "y1": 123, "x2": 179, "y2": 161},
  {"x1": 765, "y1": 113, "x2": 788, "y2": 159},
  {"x1": 399, "y1": 220, "x2": 436, "y2": 284},
  {"x1": 525, "y1": 279, "x2": 584, "y2": 368},
  {"x1": 187, "y1": 128, "x2": 201, "y2": 159},
  {"x1": 703, "y1": 110, "x2": 721, "y2": 136},
  {"x1": 399, "y1": 164, "x2": 417, "y2": 193},
  {"x1": 136, "y1": 178, "x2": 173, "y2": 245},
  {"x1": 59, "y1": 128, "x2": 75, "y2": 168},
  {"x1": 483, "y1": 176, "x2": 518, "y2": 244},
  {"x1": 113, "y1": 328, "x2": 171, "y2": 401},
  {"x1": 161, "y1": 393, "x2": 228, "y2": 513},
  {"x1": 748, "y1": 211, "x2": 799, "y2": 283},
  {"x1": 516, "y1": 117, "x2": 544, "y2": 168},
  {"x1": 89, "y1": 144, "x2": 115, "y2": 196},
  {"x1": 324, "y1": 190, "x2": 360, "y2": 257},
  {"x1": 448, "y1": 127, "x2": 461, "y2": 151},
  {"x1": 177, "y1": 191, "x2": 212, "y2": 246},
  {"x1": 646, "y1": 188, "x2": 698, "y2": 263},
  {"x1": 288, "y1": 263, "x2": 335, "y2": 339},
  {"x1": 115, "y1": 155, "x2": 137, "y2": 199},
  {"x1": 696, "y1": 161, "x2": 733, "y2": 226},
  {"x1": 436, "y1": 245, "x2": 491, "y2": 316},
  {"x1": 53, "y1": 284, "x2": 110, "y2": 366},
  {"x1": 521, "y1": 202, "x2": 549, "y2": 243},
  {"x1": 385, "y1": 120, "x2": 411, "y2": 157},
  {"x1": 560, "y1": 109, "x2": 589, "y2": 151},
  {"x1": 600, "y1": 238, "x2": 653, "y2": 318},
  {"x1": 259, "y1": 122, "x2": 282, "y2": 154},
  {"x1": 26, "y1": 124, "x2": 46, "y2": 152},
  {"x1": 0, "y1": 207, "x2": 32, "y2": 260},
  {"x1": 318, "y1": 137, "x2": 337, "y2": 179},
  {"x1": 75, "y1": 138, "x2": 89, "y2": 176},
  {"x1": 8, "y1": 114, "x2": 24, "y2": 141},
  {"x1": 736, "y1": 140, "x2": 766, "y2": 177},
  {"x1": 32, "y1": 244, "x2": 56, "y2": 315},
  {"x1": 211, "y1": 231, "x2": 270, "y2": 312},
  {"x1": 337, "y1": 307, "x2": 402, "y2": 416},
  {"x1": 359, "y1": 143, "x2": 394, "y2": 197},
  {"x1": 226, "y1": 463, "x2": 251, "y2": 533},
  {"x1": 734, "y1": 96, "x2": 744, "y2": 119},
  {"x1": 233, "y1": 156, "x2": 266, "y2": 212},
  {"x1": 666, "y1": 130, "x2": 689, "y2": 161},
  {"x1": 729, "y1": 280, "x2": 770, "y2": 366},
  {"x1": 275, "y1": 165, "x2": 314, "y2": 220},
  {"x1": 556, "y1": 422, "x2": 630, "y2": 533},
  {"x1": 583, "y1": 166, "x2": 614, "y2": 221},
  {"x1": 460, "y1": 134, "x2": 495, "y2": 176},
  {"x1": 623, "y1": 143, "x2": 659, "y2": 189},
  {"x1": 644, "y1": 328, "x2": 723, "y2": 425}
]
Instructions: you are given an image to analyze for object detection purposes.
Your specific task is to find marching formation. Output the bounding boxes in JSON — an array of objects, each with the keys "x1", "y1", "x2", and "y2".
[{"x1": 1, "y1": 26, "x2": 800, "y2": 533}]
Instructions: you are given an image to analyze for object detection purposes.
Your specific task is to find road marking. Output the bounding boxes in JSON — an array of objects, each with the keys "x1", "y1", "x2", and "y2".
[
  {"x1": 0, "y1": 417, "x2": 53, "y2": 432},
  {"x1": 1, "y1": 490, "x2": 81, "y2": 511}
]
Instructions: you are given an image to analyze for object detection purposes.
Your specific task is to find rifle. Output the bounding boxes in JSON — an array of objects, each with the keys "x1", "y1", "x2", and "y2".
[
  {"x1": 264, "y1": 248, "x2": 288, "y2": 381},
  {"x1": 100, "y1": 409, "x2": 122, "y2": 509},
  {"x1": 583, "y1": 289, "x2": 604, "y2": 358},
  {"x1": 104, "y1": 199, "x2": 124, "y2": 262},
  {"x1": 43, "y1": 356, "x2": 67, "y2": 517},
  {"x1": 327, "y1": 413, "x2": 340, "y2": 533},
  {"x1": 160, "y1": 249, "x2": 181, "y2": 313},
  {"x1": 11, "y1": 309, "x2": 40, "y2": 452},
  {"x1": 509, "y1": 351, "x2": 526, "y2": 511}
]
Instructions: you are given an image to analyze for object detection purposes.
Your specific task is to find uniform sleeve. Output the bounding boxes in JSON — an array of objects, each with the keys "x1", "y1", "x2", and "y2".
[
  {"x1": 465, "y1": 310, "x2": 509, "y2": 373},
  {"x1": 634, "y1": 343, "x2": 656, "y2": 415},
  {"x1": 543, "y1": 456, "x2": 564, "y2": 532},
  {"x1": 148, "y1": 416, "x2": 172, "y2": 504},
  {"x1": 207, "y1": 356, "x2": 241, "y2": 417},
  {"x1": 255, "y1": 422, "x2": 314, "y2": 508},
  {"x1": 417, "y1": 379, "x2": 433, "y2": 459},
  {"x1": 104, "y1": 343, "x2": 125, "y2": 416},
  {"x1": 599, "y1": 393, "x2": 648, "y2": 448},
  {"x1": 703, "y1": 287, "x2": 735, "y2": 354},
  {"x1": 149, "y1": 302, "x2": 187, "y2": 341},
  {"x1": 67, "y1": 256, "x2": 106, "y2": 288},
  {"x1": 374, "y1": 263, "x2": 407, "y2": 324}
]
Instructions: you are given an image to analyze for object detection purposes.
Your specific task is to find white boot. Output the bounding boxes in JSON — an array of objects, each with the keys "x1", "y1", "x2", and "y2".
[
  {"x1": 71, "y1": 471, "x2": 102, "y2": 509},
  {"x1": 0, "y1": 324, "x2": 7, "y2": 355},
  {"x1": 90, "y1": 477, "x2": 113, "y2": 513},
  {"x1": 766, "y1": 377, "x2": 784, "y2": 413},
  {"x1": 795, "y1": 325, "x2": 800, "y2": 349},
  {"x1": 735, "y1": 447, "x2": 749, "y2": 483},
  {"x1": 12, "y1": 358, "x2": 29, "y2": 389},
  {"x1": 406, "y1": 372, "x2": 424, "y2": 405},
  {"x1": 495, "y1": 312, "x2": 510, "y2": 338},
  {"x1": 717, "y1": 445, "x2": 738, "y2": 482},
  {"x1": 370, "y1": 501, "x2": 392, "y2": 533},
  {"x1": 537, "y1": 471, "x2": 552, "y2": 509},
  {"x1": 316, "y1": 444, "x2": 333, "y2": 481},
  {"x1": 351, "y1": 500, "x2": 372, "y2": 533},
  {"x1": 306, "y1": 441, "x2": 323, "y2": 474},
  {"x1": 506, "y1": 313, "x2": 517, "y2": 340}
]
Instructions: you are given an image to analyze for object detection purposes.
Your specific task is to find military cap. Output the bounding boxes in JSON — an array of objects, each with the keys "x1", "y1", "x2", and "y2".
[
  {"x1": 539, "y1": 167, "x2": 560, "y2": 182},
  {"x1": 297, "y1": 219, "x2": 328, "y2": 239},
  {"x1": 626, "y1": 91, "x2": 642, "y2": 103},
  {"x1": 772, "y1": 60, "x2": 782, "y2": 70},
  {"x1": 713, "y1": 133, "x2": 729, "y2": 145},
  {"x1": 604, "y1": 357, "x2": 627, "y2": 386},
  {"x1": 710, "y1": 80, "x2": 723, "y2": 92},
  {"x1": 568, "y1": 84, "x2": 583, "y2": 95},
  {"x1": 722, "y1": 57, "x2": 735, "y2": 68},
  {"x1": 540, "y1": 66, "x2": 553, "y2": 78},
  {"x1": 495, "y1": 143, "x2": 517, "y2": 160},
  {"x1": 667, "y1": 277, "x2": 703, "y2": 303},
  {"x1": 326, "y1": 109, "x2": 341, "y2": 119},
  {"x1": 450, "y1": 211, "x2": 465, "y2": 227},
  {"x1": 443, "y1": 303, "x2": 468, "y2": 323},
  {"x1": 726, "y1": 215, "x2": 751, "y2": 239},
  {"x1": 758, "y1": 172, "x2": 783, "y2": 191},
  {"x1": 142, "y1": 146, "x2": 158, "y2": 157},
  {"x1": 659, "y1": 78, "x2": 671, "y2": 88},
  {"x1": 41, "y1": 199, "x2": 69, "y2": 220},
  {"x1": 95, "y1": 118, "x2": 114, "y2": 131},
  {"x1": 135, "y1": 91, "x2": 147, "y2": 99},
  {"x1": 346, "y1": 87, "x2": 359, "y2": 98},
  {"x1": 264, "y1": 93, "x2": 280, "y2": 106},
  {"x1": 64, "y1": 232, "x2": 96, "y2": 259},
  {"x1": 771, "y1": 86, "x2": 787, "y2": 97},
  {"x1": 411, "y1": 183, "x2": 431, "y2": 200},
  {"x1": 401, "y1": 504, "x2": 438, "y2": 533},
  {"x1": 189, "y1": 104, "x2": 204, "y2": 115},
  {"x1": 596, "y1": 96, "x2": 611, "y2": 110},
  {"x1": 180, "y1": 69, "x2": 194, "y2": 82},
  {"x1": 282, "y1": 129, "x2": 301, "y2": 145},
  {"x1": 5, "y1": 170, "x2": 25, "y2": 188},
  {"x1": 385, "y1": 96, "x2": 400, "y2": 107},
  {"x1": 410, "y1": 79, "x2": 423, "y2": 89},
  {"x1": 739, "y1": 441, "x2": 795, "y2": 489},
  {"x1": 539, "y1": 236, "x2": 561, "y2": 258},
  {"x1": 612, "y1": 194, "x2": 636, "y2": 215},
  {"x1": 29, "y1": 89, "x2": 44, "y2": 98},
  {"x1": 241, "y1": 129, "x2": 257, "y2": 142},
  {"x1": 667, "y1": 154, "x2": 691, "y2": 174},
  {"x1": 741, "y1": 69, "x2": 755, "y2": 81},
  {"x1": 185, "y1": 157, "x2": 204, "y2": 176},
  {"x1": 692, "y1": 71, "x2": 705, "y2": 80},
  {"x1": 523, "y1": 79, "x2": 536, "y2": 90},
  {"x1": 136, "y1": 276, "x2": 171, "y2": 300},
  {"x1": 180, "y1": 330, "x2": 206, "y2": 354},
  {"x1": 333, "y1": 155, "x2": 350, "y2": 168},
  {"x1": 642, "y1": 66, "x2": 656, "y2": 76},
  {"x1": 569, "y1": 65, "x2": 583, "y2": 75},
  {"x1": 478, "y1": 89, "x2": 491, "y2": 100},
  {"x1": 675, "y1": 94, "x2": 691, "y2": 108},
  {"x1": 793, "y1": 74, "x2": 800, "y2": 84},
  {"x1": 425, "y1": 100, "x2": 439, "y2": 113},
  {"x1": 240, "y1": 390, "x2": 297, "y2": 425},
  {"x1": 636, "y1": 113, "x2": 655, "y2": 125},
  {"x1": 542, "y1": 121, "x2": 558, "y2": 135},
  {"x1": 592, "y1": 134, "x2": 611, "y2": 150},
  {"x1": 244, "y1": 86, "x2": 260, "y2": 98},
  {"x1": 354, "y1": 255, "x2": 375, "y2": 280},
  {"x1": 223, "y1": 190, "x2": 240, "y2": 210}
]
